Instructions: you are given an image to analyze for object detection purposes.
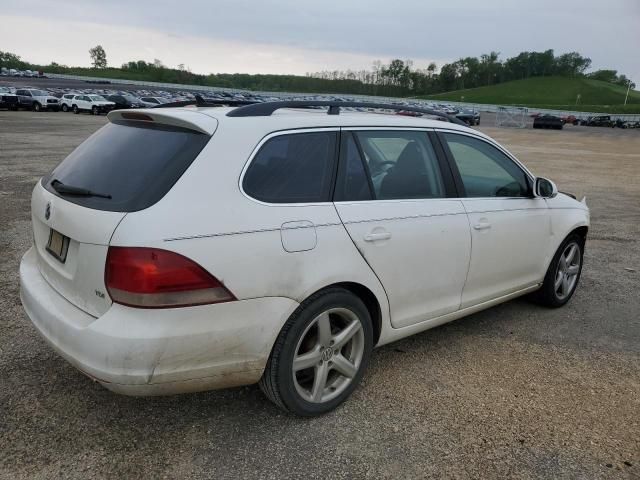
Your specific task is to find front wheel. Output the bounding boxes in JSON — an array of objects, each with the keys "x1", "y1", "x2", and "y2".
[
  {"x1": 33, "y1": 102, "x2": 41, "y2": 112},
  {"x1": 260, "y1": 288, "x2": 373, "y2": 416},
  {"x1": 92, "y1": 106, "x2": 99, "y2": 115},
  {"x1": 72, "y1": 105, "x2": 79, "y2": 114},
  {"x1": 535, "y1": 234, "x2": 584, "y2": 307}
]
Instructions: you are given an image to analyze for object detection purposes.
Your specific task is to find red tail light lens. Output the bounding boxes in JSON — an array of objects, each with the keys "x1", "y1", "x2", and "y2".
[{"x1": 105, "y1": 247, "x2": 236, "y2": 308}]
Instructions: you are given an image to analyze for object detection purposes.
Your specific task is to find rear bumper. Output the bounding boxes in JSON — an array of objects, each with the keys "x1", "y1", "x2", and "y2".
[{"x1": 19, "y1": 247, "x2": 298, "y2": 395}]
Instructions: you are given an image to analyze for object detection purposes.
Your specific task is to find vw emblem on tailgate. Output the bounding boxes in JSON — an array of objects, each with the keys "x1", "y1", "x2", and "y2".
[{"x1": 45, "y1": 202, "x2": 51, "y2": 220}]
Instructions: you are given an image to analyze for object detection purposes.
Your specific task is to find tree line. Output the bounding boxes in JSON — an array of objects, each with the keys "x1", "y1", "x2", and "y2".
[{"x1": 0, "y1": 48, "x2": 635, "y2": 97}]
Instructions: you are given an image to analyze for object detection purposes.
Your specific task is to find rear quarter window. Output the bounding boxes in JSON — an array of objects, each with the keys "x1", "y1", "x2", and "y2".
[
  {"x1": 43, "y1": 121, "x2": 210, "y2": 212},
  {"x1": 243, "y1": 131, "x2": 338, "y2": 203}
]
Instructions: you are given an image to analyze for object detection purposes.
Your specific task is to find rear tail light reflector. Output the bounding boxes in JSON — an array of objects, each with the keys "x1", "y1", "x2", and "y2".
[{"x1": 105, "y1": 247, "x2": 235, "y2": 308}]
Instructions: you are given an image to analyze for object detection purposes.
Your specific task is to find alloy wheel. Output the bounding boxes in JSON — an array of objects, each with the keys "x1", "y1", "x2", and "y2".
[
  {"x1": 292, "y1": 308, "x2": 365, "y2": 404},
  {"x1": 554, "y1": 241, "x2": 581, "y2": 300}
]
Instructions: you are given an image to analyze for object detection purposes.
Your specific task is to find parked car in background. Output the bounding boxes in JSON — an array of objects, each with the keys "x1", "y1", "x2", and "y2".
[
  {"x1": 20, "y1": 100, "x2": 589, "y2": 416},
  {"x1": 15, "y1": 89, "x2": 60, "y2": 111},
  {"x1": 106, "y1": 94, "x2": 145, "y2": 109},
  {"x1": 139, "y1": 96, "x2": 169, "y2": 106},
  {"x1": 59, "y1": 93, "x2": 79, "y2": 112},
  {"x1": 70, "y1": 95, "x2": 115, "y2": 115},
  {"x1": 561, "y1": 115, "x2": 579, "y2": 125},
  {"x1": 533, "y1": 114, "x2": 563, "y2": 130},
  {"x1": 0, "y1": 86, "x2": 19, "y2": 110},
  {"x1": 581, "y1": 115, "x2": 613, "y2": 127},
  {"x1": 455, "y1": 108, "x2": 481, "y2": 126}
]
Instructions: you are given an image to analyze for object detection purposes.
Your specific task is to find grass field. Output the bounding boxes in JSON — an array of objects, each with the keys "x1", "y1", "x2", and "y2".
[{"x1": 421, "y1": 76, "x2": 640, "y2": 113}]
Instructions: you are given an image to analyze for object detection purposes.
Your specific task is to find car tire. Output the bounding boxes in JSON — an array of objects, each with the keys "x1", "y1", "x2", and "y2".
[
  {"x1": 72, "y1": 105, "x2": 79, "y2": 114},
  {"x1": 33, "y1": 102, "x2": 41, "y2": 112},
  {"x1": 61, "y1": 104, "x2": 68, "y2": 112},
  {"x1": 534, "y1": 233, "x2": 584, "y2": 308},
  {"x1": 92, "y1": 106, "x2": 99, "y2": 115},
  {"x1": 260, "y1": 287, "x2": 374, "y2": 416}
]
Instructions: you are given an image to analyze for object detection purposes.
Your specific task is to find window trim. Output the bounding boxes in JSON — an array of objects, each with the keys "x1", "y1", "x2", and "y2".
[
  {"x1": 435, "y1": 129, "x2": 535, "y2": 199},
  {"x1": 238, "y1": 127, "x2": 341, "y2": 207},
  {"x1": 334, "y1": 127, "x2": 457, "y2": 203}
]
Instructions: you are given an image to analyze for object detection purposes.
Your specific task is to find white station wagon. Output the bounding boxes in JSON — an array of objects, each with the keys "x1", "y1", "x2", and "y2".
[{"x1": 20, "y1": 100, "x2": 589, "y2": 416}]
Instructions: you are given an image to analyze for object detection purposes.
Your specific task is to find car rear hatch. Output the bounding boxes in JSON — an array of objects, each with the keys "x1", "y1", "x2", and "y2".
[{"x1": 32, "y1": 108, "x2": 217, "y2": 317}]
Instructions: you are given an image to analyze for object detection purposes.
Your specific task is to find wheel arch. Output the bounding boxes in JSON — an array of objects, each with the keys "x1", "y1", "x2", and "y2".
[
  {"x1": 304, "y1": 282, "x2": 383, "y2": 346},
  {"x1": 543, "y1": 221, "x2": 589, "y2": 275},
  {"x1": 571, "y1": 225, "x2": 588, "y2": 245}
]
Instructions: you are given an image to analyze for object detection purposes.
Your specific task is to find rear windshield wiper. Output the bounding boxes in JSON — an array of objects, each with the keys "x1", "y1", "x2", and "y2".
[{"x1": 51, "y1": 179, "x2": 112, "y2": 199}]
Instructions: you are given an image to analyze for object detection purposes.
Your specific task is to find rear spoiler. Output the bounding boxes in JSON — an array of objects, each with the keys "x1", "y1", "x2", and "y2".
[{"x1": 106, "y1": 109, "x2": 218, "y2": 135}]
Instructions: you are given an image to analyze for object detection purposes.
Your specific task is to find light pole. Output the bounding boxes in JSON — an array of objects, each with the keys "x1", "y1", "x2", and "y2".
[{"x1": 624, "y1": 79, "x2": 632, "y2": 106}]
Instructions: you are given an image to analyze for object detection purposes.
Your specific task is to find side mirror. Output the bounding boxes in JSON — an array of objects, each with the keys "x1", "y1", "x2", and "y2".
[{"x1": 534, "y1": 177, "x2": 558, "y2": 198}]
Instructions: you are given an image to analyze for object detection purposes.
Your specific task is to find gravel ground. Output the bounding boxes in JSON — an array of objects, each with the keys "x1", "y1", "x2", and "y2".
[{"x1": 0, "y1": 110, "x2": 638, "y2": 479}]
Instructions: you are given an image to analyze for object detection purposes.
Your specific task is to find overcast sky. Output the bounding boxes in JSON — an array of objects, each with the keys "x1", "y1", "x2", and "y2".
[{"x1": 1, "y1": 0, "x2": 639, "y2": 83}]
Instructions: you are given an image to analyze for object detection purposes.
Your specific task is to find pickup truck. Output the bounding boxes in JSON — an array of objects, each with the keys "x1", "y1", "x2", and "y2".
[{"x1": 15, "y1": 88, "x2": 60, "y2": 111}]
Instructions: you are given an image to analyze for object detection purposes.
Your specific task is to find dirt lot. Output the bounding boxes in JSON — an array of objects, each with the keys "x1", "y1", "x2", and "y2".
[{"x1": 0, "y1": 111, "x2": 638, "y2": 479}]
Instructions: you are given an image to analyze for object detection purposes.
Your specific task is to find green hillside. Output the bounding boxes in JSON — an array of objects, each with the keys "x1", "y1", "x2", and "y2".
[{"x1": 422, "y1": 77, "x2": 640, "y2": 113}]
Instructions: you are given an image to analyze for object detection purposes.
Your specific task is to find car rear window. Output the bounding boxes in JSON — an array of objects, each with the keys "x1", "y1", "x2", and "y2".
[{"x1": 42, "y1": 121, "x2": 210, "y2": 212}]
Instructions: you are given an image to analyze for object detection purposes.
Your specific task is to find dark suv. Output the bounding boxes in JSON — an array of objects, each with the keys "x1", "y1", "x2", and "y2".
[
  {"x1": 106, "y1": 94, "x2": 145, "y2": 109},
  {"x1": 0, "y1": 87, "x2": 19, "y2": 110},
  {"x1": 581, "y1": 115, "x2": 613, "y2": 127}
]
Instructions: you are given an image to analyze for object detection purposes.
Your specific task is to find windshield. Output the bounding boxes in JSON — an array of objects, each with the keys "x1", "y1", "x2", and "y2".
[
  {"x1": 89, "y1": 95, "x2": 106, "y2": 101},
  {"x1": 31, "y1": 90, "x2": 48, "y2": 96}
]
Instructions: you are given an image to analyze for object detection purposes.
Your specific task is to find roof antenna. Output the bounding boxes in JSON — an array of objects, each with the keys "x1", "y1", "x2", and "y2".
[{"x1": 194, "y1": 94, "x2": 206, "y2": 107}]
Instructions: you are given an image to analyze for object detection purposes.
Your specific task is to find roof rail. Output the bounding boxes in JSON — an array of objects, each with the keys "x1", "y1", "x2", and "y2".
[
  {"x1": 155, "y1": 94, "x2": 260, "y2": 109},
  {"x1": 225, "y1": 100, "x2": 466, "y2": 125}
]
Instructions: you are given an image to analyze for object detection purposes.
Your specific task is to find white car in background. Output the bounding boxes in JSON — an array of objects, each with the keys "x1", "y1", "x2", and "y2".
[
  {"x1": 70, "y1": 94, "x2": 115, "y2": 115},
  {"x1": 19, "y1": 101, "x2": 589, "y2": 416},
  {"x1": 59, "y1": 93, "x2": 79, "y2": 112}
]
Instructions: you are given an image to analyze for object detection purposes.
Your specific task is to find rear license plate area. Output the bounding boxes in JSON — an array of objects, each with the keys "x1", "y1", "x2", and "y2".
[{"x1": 46, "y1": 229, "x2": 70, "y2": 263}]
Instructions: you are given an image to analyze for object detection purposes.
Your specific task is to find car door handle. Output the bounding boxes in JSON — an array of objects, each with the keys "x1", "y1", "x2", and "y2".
[
  {"x1": 473, "y1": 222, "x2": 491, "y2": 231},
  {"x1": 364, "y1": 232, "x2": 392, "y2": 242}
]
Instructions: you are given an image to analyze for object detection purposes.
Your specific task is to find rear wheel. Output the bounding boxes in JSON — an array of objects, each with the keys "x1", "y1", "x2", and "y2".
[
  {"x1": 61, "y1": 104, "x2": 69, "y2": 112},
  {"x1": 535, "y1": 234, "x2": 584, "y2": 307},
  {"x1": 260, "y1": 288, "x2": 373, "y2": 416},
  {"x1": 33, "y1": 102, "x2": 41, "y2": 112},
  {"x1": 72, "y1": 105, "x2": 79, "y2": 114}
]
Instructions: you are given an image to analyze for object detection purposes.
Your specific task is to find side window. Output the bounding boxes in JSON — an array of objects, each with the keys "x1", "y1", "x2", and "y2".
[
  {"x1": 443, "y1": 133, "x2": 530, "y2": 198},
  {"x1": 243, "y1": 131, "x2": 337, "y2": 203},
  {"x1": 334, "y1": 132, "x2": 372, "y2": 201},
  {"x1": 354, "y1": 130, "x2": 445, "y2": 200}
]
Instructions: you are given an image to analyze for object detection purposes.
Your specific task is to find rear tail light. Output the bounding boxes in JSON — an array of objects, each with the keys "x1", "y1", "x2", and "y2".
[{"x1": 105, "y1": 247, "x2": 235, "y2": 308}]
